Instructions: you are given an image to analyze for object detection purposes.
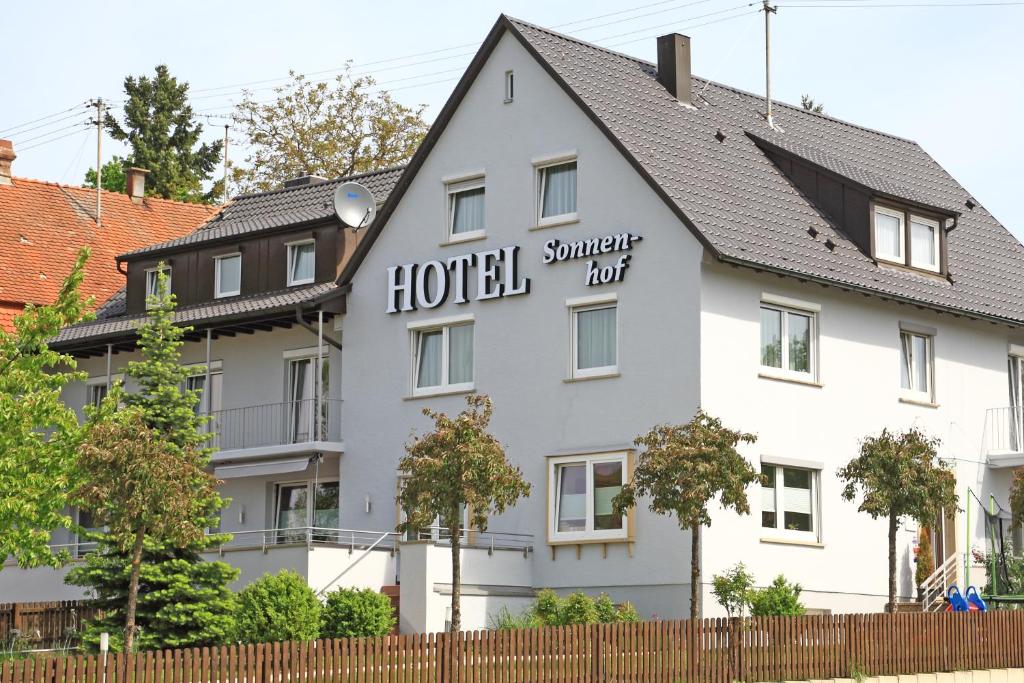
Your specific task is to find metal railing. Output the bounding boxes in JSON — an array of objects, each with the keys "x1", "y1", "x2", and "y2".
[
  {"x1": 209, "y1": 527, "x2": 401, "y2": 554},
  {"x1": 983, "y1": 406, "x2": 1024, "y2": 455},
  {"x1": 414, "y1": 526, "x2": 534, "y2": 554},
  {"x1": 207, "y1": 399, "x2": 342, "y2": 451},
  {"x1": 919, "y1": 552, "x2": 960, "y2": 612}
]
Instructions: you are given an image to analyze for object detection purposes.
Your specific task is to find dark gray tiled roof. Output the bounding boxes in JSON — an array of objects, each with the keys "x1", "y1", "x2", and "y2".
[
  {"x1": 52, "y1": 282, "x2": 337, "y2": 347},
  {"x1": 507, "y1": 18, "x2": 1024, "y2": 324},
  {"x1": 118, "y1": 166, "x2": 405, "y2": 259}
]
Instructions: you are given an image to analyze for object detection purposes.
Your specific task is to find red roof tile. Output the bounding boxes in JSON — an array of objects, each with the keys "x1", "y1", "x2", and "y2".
[{"x1": 0, "y1": 177, "x2": 217, "y2": 331}]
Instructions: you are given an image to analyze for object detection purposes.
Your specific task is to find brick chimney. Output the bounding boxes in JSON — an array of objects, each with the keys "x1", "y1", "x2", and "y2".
[
  {"x1": 656, "y1": 33, "x2": 693, "y2": 107},
  {"x1": 0, "y1": 139, "x2": 15, "y2": 185},
  {"x1": 126, "y1": 167, "x2": 149, "y2": 203}
]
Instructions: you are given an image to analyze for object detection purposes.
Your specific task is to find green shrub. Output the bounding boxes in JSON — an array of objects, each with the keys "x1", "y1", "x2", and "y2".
[
  {"x1": 712, "y1": 563, "x2": 755, "y2": 618},
  {"x1": 749, "y1": 575, "x2": 806, "y2": 616},
  {"x1": 321, "y1": 587, "x2": 395, "y2": 638},
  {"x1": 491, "y1": 590, "x2": 640, "y2": 629},
  {"x1": 233, "y1": 570, "x2": 321, "y2": 643}
]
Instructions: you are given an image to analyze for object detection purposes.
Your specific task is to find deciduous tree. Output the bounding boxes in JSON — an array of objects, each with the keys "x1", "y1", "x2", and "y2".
[
  {"x1": 231, "y1": 70, "x2": 428, "y2": 194},
  {"x1": 0, "y1": 249, "x2": 91, "y2": 569},
  {"x1": 613, "y1": 410, "x2": 759, "y2": 618},
  {"x1": 105, "y1": 65, "x2": 222, "y2": 203},
  {"x1": 837, "y1": 428, "x2": 957, "y2": 611},
  {"x1": 397, "y1": 394, "x2": 530, "y2": 632},
  {"x1": 83, "y1": 156, "x2": 127, "y2": 193}
]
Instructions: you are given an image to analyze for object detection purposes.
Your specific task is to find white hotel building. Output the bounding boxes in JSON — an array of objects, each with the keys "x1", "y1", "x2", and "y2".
[{"x1": 4, "y1": 16, "x2": 1024, "y2": 632}]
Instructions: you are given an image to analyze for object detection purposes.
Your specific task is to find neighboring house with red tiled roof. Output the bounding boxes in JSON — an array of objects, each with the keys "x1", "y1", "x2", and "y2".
[{"x1": 0, "y1": 138, "x2": 218, "y2": 331}]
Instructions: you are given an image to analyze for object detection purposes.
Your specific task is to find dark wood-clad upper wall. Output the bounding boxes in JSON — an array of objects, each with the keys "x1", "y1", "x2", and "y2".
[
  {"x1": 124, "y1": 223, "x2": 340, "y2": 314},
  {"x1": 767, "y1": 151, "x2": 872, "y2": 255}
]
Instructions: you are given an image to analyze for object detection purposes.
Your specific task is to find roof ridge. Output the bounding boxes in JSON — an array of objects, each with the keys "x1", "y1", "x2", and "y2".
[
  {"x1": 230, "y1": 164, "x2": 408, "y2": 202},
  {"x1": 506, "y1": 15, "x2": 918, "y2": 146},
  {"x1": 6, "y1": 175, "x2": 221, "y2": 211}
]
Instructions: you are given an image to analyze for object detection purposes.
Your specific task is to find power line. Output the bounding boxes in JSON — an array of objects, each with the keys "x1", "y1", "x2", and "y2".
[
  {"x1": 18, "y1": 128, "x2": 91, "y2": 153},
  {"x1": 601, "y1": 4, "x2": 760, "y2": 44},
  {"x1": 12, "y1": 120, "x2": 90, "y2": 146},
  {"x1": 0, "y1": 102, "x2": 88, "y2": 137},
  {"x1": 779, "y1": 1, "x2": 1024, "y2": 6}
]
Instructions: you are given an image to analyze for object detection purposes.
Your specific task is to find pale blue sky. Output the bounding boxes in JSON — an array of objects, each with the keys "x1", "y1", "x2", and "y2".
[{"x1": 2, "y1": 1, "x2": 1022, "y2": 237}]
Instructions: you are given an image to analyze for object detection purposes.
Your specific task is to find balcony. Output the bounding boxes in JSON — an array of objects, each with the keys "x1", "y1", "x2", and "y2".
[
  {"x1": 207, "y1": 399, "x2": 343, "y2": 460},
  {"x1": 983, "y1": 406, "x2": 1024, "y2": 467}
]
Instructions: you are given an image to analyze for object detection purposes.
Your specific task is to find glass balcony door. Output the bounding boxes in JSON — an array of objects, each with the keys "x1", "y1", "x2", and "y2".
[
  {"x1": 275, "y1": 480, "x2": 339, "y2": 544},
  {"x1": 287, "y1": 357, "x2": 329, "y2": 443}
]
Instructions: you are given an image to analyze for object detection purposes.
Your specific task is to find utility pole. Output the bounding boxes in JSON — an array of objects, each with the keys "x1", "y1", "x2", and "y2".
[
  {"x1": 91, "y1": 97, "x2": 104, "y2": 226},
  {"x1": 222, "y1": 124, "x2": 230, "y2": 205},
  {"x1": 763, "y1": 0, "x2": 777, "y2": 129}
]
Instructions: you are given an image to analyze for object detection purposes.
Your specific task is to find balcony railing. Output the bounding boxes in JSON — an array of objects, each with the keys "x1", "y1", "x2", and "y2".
[
  {"x1": 206, "y1": 399, "x2": 342, "y2": 451},
  {"x1": 208, "y1": 527, "x2": 400, "y2": 554},
  {"x1": 983, "y1": 406, "x2": 1024, "y2": 456}
]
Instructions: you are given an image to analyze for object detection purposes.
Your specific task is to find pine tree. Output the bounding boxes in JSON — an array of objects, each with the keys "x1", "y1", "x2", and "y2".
[{"x1": 67, "y1": 269, "x2": 237, "y2": 651}]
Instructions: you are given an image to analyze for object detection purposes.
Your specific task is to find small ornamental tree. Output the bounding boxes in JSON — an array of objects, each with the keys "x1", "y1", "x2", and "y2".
[
  {"x1": 613, "y1": 410, "x2": 759, "y2": 618},
  {"x1": 711, "y1": 562, "x2": 756, "y2": 618},
  {"x1": 73, "y1": 407, "x2": 220, "y2": 652},
  {"x1": 397, "y1": 394, "x2": 531, "y2": 632},
  {"x1": 233, "y1": 570, "x2": 322, "y2": 644},
  {"x1": 0, "y1": 248, "x2": 91, "y2": 570},
  {"x1": 837, "y1": 428, "x2": 957, "y2": 611}
]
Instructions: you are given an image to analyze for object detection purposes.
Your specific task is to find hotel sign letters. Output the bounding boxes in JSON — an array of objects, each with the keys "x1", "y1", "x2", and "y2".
[{"x1": 386, "y1": 232, "x2": 642, "y2": 313}]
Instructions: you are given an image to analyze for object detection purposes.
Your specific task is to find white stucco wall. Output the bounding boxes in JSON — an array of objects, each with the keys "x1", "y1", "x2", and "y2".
[{"x1": 698, "y1": 261, "x2": 1019, "y2": 615}]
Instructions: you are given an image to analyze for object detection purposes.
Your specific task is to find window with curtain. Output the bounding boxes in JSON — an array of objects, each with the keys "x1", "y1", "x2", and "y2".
[
  {"x1": 538, "y1": 160, "x2": 577, "y2": 224},
  {"x1": 448, "y1": 183, "x2": 485, "y2": 238},
  {"x1": 874, "y1": 206, "x2": 904, "y2": 263},
  {"x1": 900, "y1": 330, "x2": 932, "y2": 397},
  {"x1": 215, "y1": 253, "x2": 241, "y2": 298},
  {"x1": 910, "y1": 216, "x2": 940, "y2": 271},
  {"x1": 761, "y1": 464, "x2": 818, "y2": 538},
  {"x1": 573, "y1": 303, "x2": 617, "y2": 378},
  {"x1": 287, "y1": 241, "x2": 316, "y2": 286},
  {"x1": 759, "y1": 304, "x2": 815, "y2": 378},
  {"x1": 873, "y1": 204, "x2": 946, "y2": 273},
  {"x1": 413, "y1": 322, "x2": 474, "y2": 394},
  {"x1": 550, "y1": 453, "x2": 628, "y2": 542}
]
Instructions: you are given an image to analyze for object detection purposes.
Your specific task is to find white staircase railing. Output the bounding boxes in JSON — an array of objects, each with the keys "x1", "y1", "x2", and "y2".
[{"x1": 919, "y1": 552, "x2": 960, "y2": 612}]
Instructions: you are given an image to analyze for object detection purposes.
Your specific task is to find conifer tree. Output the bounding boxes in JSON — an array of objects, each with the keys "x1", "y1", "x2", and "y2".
[{"x1": 67, "y1": 269, "x2": 237, "y2": 651}]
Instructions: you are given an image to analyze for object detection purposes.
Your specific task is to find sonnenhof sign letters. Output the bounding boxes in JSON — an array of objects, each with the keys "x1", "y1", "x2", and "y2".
[{"x1": 386, "y1": 231, "x2": 642, "y2": 313}]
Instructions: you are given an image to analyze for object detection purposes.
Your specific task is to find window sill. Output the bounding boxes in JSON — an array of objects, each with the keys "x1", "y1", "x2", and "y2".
[
  {"x1": 441, "y1": 232, "x2": 486, "y2": 247},
  {"x1": 288, "y1": 279, "x2": 315, "y2": 287},
  {"x1": 757, "y1": 371, "x2": 822, "y2": 388},
  {"x1": 899, "y1": 396, "x2": 939, "y2": 409},
  {"x1": 760, "y1": 536, "x2": 824, "y2": 548},
  {"x1": 404, "y1": 386, "x2": 476, "y2": 401},
  {"x1": 564, "y1": 372, "x2": 620, "y2": 383},
  {"x1": 548, "y1": 536, "x2": 632, "y2": 547},
  {"x1": 530, "y1": 217, "x2": 579, "y2": 231}
]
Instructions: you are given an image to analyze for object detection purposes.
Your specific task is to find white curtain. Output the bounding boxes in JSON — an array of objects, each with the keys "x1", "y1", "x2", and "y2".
[
  {"x1": 448, "y1": 324, "x2": 474, "y2": 384},
  {"x1": 577, "y1": 307, "x2": 616, "y2": 370},
  {"x1": 592, "y1": 461, "x2": 623, "y2": 531},
  {"x1": 910, "y1": 218, "x2": 937, "y2": 267},
  {"x1": 760, "y1": 307, "x2": 782, "y2": 368},
  {"x1": 291, "y1": 243, "x2": 315, "y2": 282},
  {"x1": 541, "y1": 162, "x2": 577, "y2": 218},
  {"x1": 556, "y1": 464, "x2": 586, "y2": 532},
  {"x1": 452, "y1": 188, "x2": 485, "y2": 234},
  {"x1": 875, "y1": 211, "x2": 903, "y2": 258},
  {"x1": 416, "y1": 331, "x2": 442, "y2": 388}
]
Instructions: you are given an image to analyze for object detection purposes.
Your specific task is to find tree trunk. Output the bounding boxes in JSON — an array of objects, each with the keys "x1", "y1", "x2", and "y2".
[
  {"x1": 124, "y1": 527, "x2": 146, "y2": 652},
  {"x1": 887, "y1": 511, "x2": 898, "y2": 613},
  {"x1": 450, "y1": 522, "x2": 461, "y2": 633},
  {"x1": 690, "y1": 522, "x2": 701, "y2": 619}
]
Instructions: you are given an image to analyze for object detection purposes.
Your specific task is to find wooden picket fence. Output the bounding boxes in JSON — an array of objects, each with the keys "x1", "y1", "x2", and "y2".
[
  {"x1": 0, "y1": 601, "x2": 97, "y2": 649},
  {"x1": 3, "y1": 611, "x2": 1024, "y2": 682}
]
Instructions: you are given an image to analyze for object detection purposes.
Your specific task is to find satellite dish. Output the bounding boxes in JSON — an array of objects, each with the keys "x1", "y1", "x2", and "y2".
[{"x1": 333, "y1": 182, "x2": 377, "y2": 231}]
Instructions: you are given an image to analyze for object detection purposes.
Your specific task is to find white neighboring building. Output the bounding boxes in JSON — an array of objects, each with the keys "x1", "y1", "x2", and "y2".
[{"x1": 5, "y1": 16, "x2": 1024, "y2": 632}]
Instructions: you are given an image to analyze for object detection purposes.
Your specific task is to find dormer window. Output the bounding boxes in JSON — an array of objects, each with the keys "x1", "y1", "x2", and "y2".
[
  {"x1": 145, "y1": 265, "x2": 171, "y2": 309},
  {"x1": 287, "y1": 240, "x2": 316, "y2": 286},
  {"x1": 872, "y1": 204, "x2": 943, "y2": 274},
  {"x1": 214, "y1": 253, "x2": 241, "y2": 298}
]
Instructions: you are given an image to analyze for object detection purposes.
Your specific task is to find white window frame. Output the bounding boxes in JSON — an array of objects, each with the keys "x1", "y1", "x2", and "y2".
[
  {"x1": 548, "y1": 451, "x2": 630, "y2": 544},
  {"x1": 144, "y1": 265, "x2": 171, "y2": 309},
  {"x1": 873, "y1": 205, "x2": 906, "y2": 265},
  {"x1": 408, "y1": 315, "x2": 475, "y2": 397},
  {"x1": 568, "y1": 294, "x2": 618, "y2": 380},
  {"x1": 213, "y1": 252, "x2": 241, "y2": 298},
  {"x1": 504, "y1": 70, "x2": 515, "y2": 103},
  {"x1": 445, "y1": 177, "x2": 486, "y2": 243},
  {"x1": 535, "y1": 155, "x2": 578, "y2": 228},
  {"x1": 760, "y1": 462, "x2": 820, "y2": 543},
  {"x1": 286, "y1": 239, "x2": 316, "y2": 286},
  {"x1": 909, "y1": 214, "x2": 941, "y2": 273},
  {"x1": 758, "y1": 298, "x2": 818, "y2": 382},
  {"x1": 900, "y1": 329, "x2": 934, "y2": 400}
]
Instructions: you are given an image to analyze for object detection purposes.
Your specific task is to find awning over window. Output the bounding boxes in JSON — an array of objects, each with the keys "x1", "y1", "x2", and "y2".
[{"x1": 214, "y1": 456, "x2": 310, "y2": 480}]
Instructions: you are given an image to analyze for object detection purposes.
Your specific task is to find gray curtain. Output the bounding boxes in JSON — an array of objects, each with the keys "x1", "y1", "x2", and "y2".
[
  {"x1": 416, "y1": 331, "x2": 442, "y2": 388},
  {"x1": 577, "y1": 307, "x2": 616, "y2": 370},
  {"x1": 541, "y1": 162, "x2": 577, "y2": 218},
  {"x1": 448, "y1": 324, "x2": 474, "y2": 384},
  {"x1": 452, "y1": 188, "x2": 485, "y2": 234},
  {"x1": 556, "y1": 464, "x2": 586, "y2": 532}
]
